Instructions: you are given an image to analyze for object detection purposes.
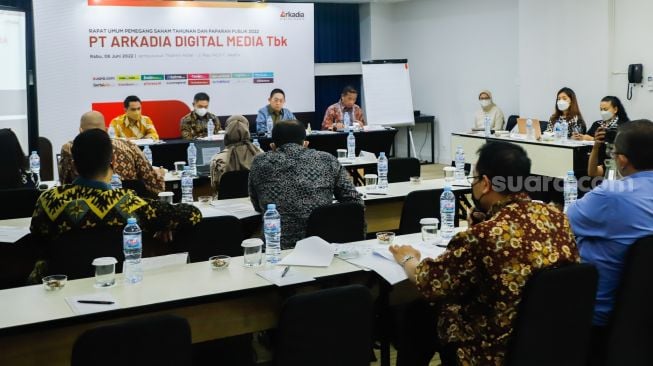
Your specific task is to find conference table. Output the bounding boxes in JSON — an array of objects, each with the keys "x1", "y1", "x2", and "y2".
[{"x1": 0, "y1": 233, "x2": 435, "y2": 366}]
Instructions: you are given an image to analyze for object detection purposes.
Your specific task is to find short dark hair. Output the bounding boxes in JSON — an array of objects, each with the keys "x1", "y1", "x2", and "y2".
[
  {"x1": 342, "y1": 85, "x2": 358, "y2": 96},
  {"x1": 270, "y1": 88, "x2": 285, "y2": 98},
  {"x1": 476, "y1": 141, "x2": 531, "y2": 193},
  {"x1": 72, "y1": 129, "x2": 113, "y2": 179},
  {"x1": 123, "y1": 95, "x2": 141, "y2": 109},
  {"x1": 193, "y1": 92, "x2": 210, "y2": 103},
  {"x1": 272, "y1": 120, "x2": 306, "y2": 147},
  {"x1": 615, "y1": 119, "x2": 653, "y2": 170}
]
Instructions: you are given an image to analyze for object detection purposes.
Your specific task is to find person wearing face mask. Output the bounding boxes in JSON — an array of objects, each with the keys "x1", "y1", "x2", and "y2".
[
  {"x1": 473, "y1": 90, "x2": 505, "y2": 130},
  {"x1": 256, "y1": 88, "x2": 295, "y2": 135},
  {"x1": 567, "y1": 120, "x2": 653, "y2": 365},
  {"x1": 389, "y1": 141, "x2": 579, "y2": 366},
  {"x1": 109, "y1": 95, "x2": 159, "y2": 140},
  {"x1": 322, "y1": 85, "x2": 366, "y2": 131},
  {"x1": 180, "y1": 92, "x2": 222, "y2": 140},
  {"x1": 583, "y1": 96, "x2": 630, "y2": 177},
  {"x1": 545, "y1": 87, "x2": 586, "y2": 137}
]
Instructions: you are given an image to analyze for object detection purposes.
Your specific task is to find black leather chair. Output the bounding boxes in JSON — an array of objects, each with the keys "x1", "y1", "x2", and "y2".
[
  {"x1": 399, "y1": 189, "x2": 461, "y2": 234},
  {"x1": 364, "y1": 157, "x2": 421, "y2": 183},
  {"x1": 122, "y1": 179, "x2": 154, "y2": 199},
  {"x1": 0, "y1": 188, "x2": 41, "y2": 220},
  {"x1": 178, "y1": 215, "x2": 244, "y2": 261},
  {"x1": 603, "y1": 236, "x2": 653, "y2": 366},
  {"x1": 505, "y1": 115, "x2": 519, "y2": 132},
  {"x1": 505, "y1": 263, "x2": 598, "y2": 366},
  {"x1": 38, "y1": 136, "x2": 54, "y2": 181},
  {"x1": 217, "y1": 170, "x2": 250, "y2": 200},
  {"x1": 275, "y1": 285, "x2": 373, "y2": 366},
  {"x1": 71, "y1": 314, "x2": 192, "y2": 366},
  {"x1": 305, "y1": 202, "x2": 365, "y2": 243}
]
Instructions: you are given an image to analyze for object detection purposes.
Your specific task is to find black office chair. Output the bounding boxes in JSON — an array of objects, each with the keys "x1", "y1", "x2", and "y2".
[
  {"x1": 177, "y1": 215, "x2": 244, "y2": 261},
  {"x1": 603, "y1": 236, "x2": 653, "y2": 366},
  {"x1": 305, "y1": 202, "x2": 365, "y2": 243},
  {"x1": 38, "y1": 136, "x2": 54, "y2": 181},
  {"x1": 217, "y1": 170, "x2": 250, "y2": 200},
  {"x1": 505, "y1": 115, "x2": 519, "y2": 132},
  {"x1": 399, "y1": 189, "x2": 461, "y2": 235},
  {"x1": 71, "y1": 314, "x2": 192, "y2": 366},
  {"x1": 0, "y1": 188, "x2": 41, "y2": 220},
  {"x1": 275, "y1": 285, "x2": 373, "y2": 366},
  {"x1": 364, "y1": 157, "x2": 421, "y2": 183},
  {"x1": 47, "y1": 228, "x2": 125, "y2": 279},
  {"x1": 122, "y1": 179, "x2": 154, "y2": 199},
  {"x1": 505, "y1": 263, "x2": 598, "y2": 366}
]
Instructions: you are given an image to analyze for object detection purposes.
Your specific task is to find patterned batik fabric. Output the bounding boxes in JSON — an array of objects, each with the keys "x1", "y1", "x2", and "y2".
[
  {"x1": 180, "y1": 111, "x2": 221, "y2": 139},
  {"x1": 415, "y1": 193, "x2": 580, "y2": 365},
  {"x1": 248, "y1": 143, "x2": 363, "y2": 249},
  {"x1": 321, "y1": 101, "x2": 366, "y2": 130},
  {"x1": 109, "y1": 114, "x2": 159, "y2": 140}
]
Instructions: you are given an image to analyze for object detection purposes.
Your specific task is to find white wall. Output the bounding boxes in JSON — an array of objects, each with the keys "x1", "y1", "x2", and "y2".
[{"x1": 362, "y1": 0, "x2": 519, "y2": 163}]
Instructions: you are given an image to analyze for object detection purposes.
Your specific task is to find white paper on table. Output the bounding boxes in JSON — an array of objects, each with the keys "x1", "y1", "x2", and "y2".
[
  {"x1": 208, "y1": 202, "x2": 258, "y2": 219},
  {"x1": 0, "y1": 226, "x2": 30, "y2": 243},
  {"x1": 278, "y1": 236, "x2": 335, "y2": 267},
  {"x1": 256, "y1": 267, "x2": 315, "y2": 287},
  {"x1": 131, "y1": 138, "x2": 156, "y2": 146},
  {"x1": 141, "y1": 253, "x2": 188, "y2": 271},
  {"x1": 65, "y1": 293, "x2": 120, "y2": 315},
  {"x1": 198, "y1": 134, "x2": 225, "y2": 141},
  {"x1": 346, "y1": 253, "x2": 408, "y2": 285},
  {"x1": 363, "y1": 125, "x2": 386, "y2": 132}
]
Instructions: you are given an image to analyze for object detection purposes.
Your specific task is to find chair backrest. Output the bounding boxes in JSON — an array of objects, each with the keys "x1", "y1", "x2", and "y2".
[
  {"x1": 505, "y1": 114, "x2": 519, "y2": 132},
  {"x1": 0, "y1": 188, "x2": 41, "y2": 220},
  {"x1": 38, "y1": 136, "x2": 54, "y2": 181},
  {"x1": 275, "y1": 285, "x2": 373, "y2": 366},
  {"x1": 71, "y1": 314, "x2": 192, "y2": 366},
  {"x1": 605, "y1": 236, "x2": 653, "y2": 366},
  {"x1": 399, "y1": 188, "x2": 459, "y2": 235},
  {"x1": 177, "y1": 215, "x2": 244, "y2": 262},
  {"x1": 47, "y1": 228, "x2": 125, "y2": 280},
  {"x1": 305, "y1": 202, "x2": 365, "y2": 243},
  {"x1": 506, "y1": 263, "x2": 598, "y2": 366},
  {"x1": 217, "y1": 170, "x2": 250, "y2": 200},
  {"x1": 122, "y1": 179, "x2": 154, "y2": 199}
]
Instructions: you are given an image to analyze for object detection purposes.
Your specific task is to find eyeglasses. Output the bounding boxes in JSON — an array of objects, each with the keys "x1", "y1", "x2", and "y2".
[{"x1": 466, "y1": 175, "x2": 482, "y2": 185}]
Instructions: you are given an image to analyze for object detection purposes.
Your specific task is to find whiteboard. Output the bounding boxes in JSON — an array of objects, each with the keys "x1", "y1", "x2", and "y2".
[{"x1": 362, "y1": 60, "x2": 415, "y2": 127}]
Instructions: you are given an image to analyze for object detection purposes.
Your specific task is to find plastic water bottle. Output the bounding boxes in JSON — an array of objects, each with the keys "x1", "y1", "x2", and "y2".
[
  {"x1": 440, "y1": 185, "x2": 456, "y2": 241},
  {"x1": 377, "y1": 152, "x2": 389, "y2": 190},
  {"x1": 454, "y1": 146, "x2": 465, "y2": 181},
  {"x1": 187, "y1": 142, "x2": 197, "y2": 176},
  {"x1": 143, "y1": 145, "x2": 153, "y2": 165},
  {"x1": 266, "y1": 116, "x2": 274, "y2": 137},
  {"x1": 108, "y1": 125, "x2": 116, "y2": 139},
  {"x1": 263, "y1": 204, "x2": 281, "y2": 263},
  {"x1": 484, "y1": 115, "x2": 491, "y2": 137},
  {"x1": 207, "y1": 119, "x2": 215, "y2": 137},
  {"x1": 560, "y1": 119, "x2": 569, "y2": 141},
  {"x1": 252, "y1": 139, "x2": 260, "y2": 149},
  {"x1": 110, "y1": 174, "x2": 122, "y2": 189},
  {"x1": 347, "y1": 131, "x2": 356, "y2": 159},
  {"x1": 123, "y1": 217, "x2": 143, "y2": 284},
  {"x1": 526, "y1": 119, "x2": 535, "y2": 140},
  {"x1": 29, "y1": 151, "x2": 40, "y2": 177},
  {"x1": 563, "y1": 170, "x2": 578, "y2": 213},
  {"x1": 181, "y1": 166, "x2": 193, "y2": 203},
  {"x1": 554, "y1": 120, "x2": 562, "y2": 142},
  {"x1": 343, "y1": 111, "x2": 351, "y2": 128}
]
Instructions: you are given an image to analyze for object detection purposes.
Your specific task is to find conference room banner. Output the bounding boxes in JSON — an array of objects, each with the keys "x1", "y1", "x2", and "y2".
[{"x1": 33, "y1": 0, "x2": 314, "y2": 156}]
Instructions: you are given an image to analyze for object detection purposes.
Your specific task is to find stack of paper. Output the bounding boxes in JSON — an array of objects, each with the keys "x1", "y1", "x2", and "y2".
[
  {"x1": 256, "y1": 267, "x2": 315, "y2": 287},
  {"x1": 278, "y1": 236, "x2": 335, "y2": 267}
]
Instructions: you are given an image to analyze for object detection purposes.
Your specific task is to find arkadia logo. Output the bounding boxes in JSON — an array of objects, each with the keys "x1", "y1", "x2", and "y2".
[{"x1": 280, "y1": 10, "x2": 304, "y2": 19}]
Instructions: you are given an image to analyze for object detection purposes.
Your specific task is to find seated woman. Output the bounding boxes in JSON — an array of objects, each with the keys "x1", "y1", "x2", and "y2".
[
  {"x1": 0, "y1": 129, "x2": 36, "y2": 189},
  {"x1": 210, "y1": 115, "x2": 263, "y2": 196},
  {"x1": 545, "y1": 87, "x2": 586, "y2": 137},
  {"x1": 586, "y1": 96, "x2": 630, "y2": 177},
  {"x1": 473, "y1": 90, "x2": 505, "y2": 130}
]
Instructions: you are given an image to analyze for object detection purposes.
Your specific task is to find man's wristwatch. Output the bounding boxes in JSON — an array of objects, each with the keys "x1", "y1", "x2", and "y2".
[{"x1": 400, "y1": 255, "x2": 415, "y2": 268}]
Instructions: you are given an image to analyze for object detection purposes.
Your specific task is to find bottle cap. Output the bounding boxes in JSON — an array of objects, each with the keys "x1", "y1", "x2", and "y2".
[
  {"x1": 267, "y1": 203, "x2": 276, "y2": 210},
  {"x1": 444, "y1": 184, "x2": 452, "y2": 190},
  {"x1": 127, "y1": 217, "x2": 137, "y2": 224},
  {"x1": 379, "y1": 152, "x2": 385, "y2": 157},
  {"x1": 189, "y1": 143, "x2": 195, "y2": 146},
  {"x1": 32, "y1": 151, "x2": 37, "y2": 154},
  {"x1": 568, "y1": 170, "x2": 574, "y2": 175},
  {"x1": 183, "y1": 166, "x2": 191, "y2": 171}
]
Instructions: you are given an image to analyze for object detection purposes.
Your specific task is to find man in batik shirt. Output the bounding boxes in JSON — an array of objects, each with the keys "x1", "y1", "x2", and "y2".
[
  {"x1": 391, "y1": 141, "x2": 579, "y2": 366},
  {"x1": 109, "y1": 95, "x2": 159, "y2": 140},
  {"x1": 180, "y1": 92, "x2": 221, "y2": 139}
]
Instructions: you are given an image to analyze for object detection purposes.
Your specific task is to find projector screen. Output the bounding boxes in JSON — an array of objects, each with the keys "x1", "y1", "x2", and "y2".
[
  {"x1": 0, "y1": 9, "x2": 28, "y2": 154},
  {"x1": 33, "y1": 0, "x2": 314, "y2": 151}
]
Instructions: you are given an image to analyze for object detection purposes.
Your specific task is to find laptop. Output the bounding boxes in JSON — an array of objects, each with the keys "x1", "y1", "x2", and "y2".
[
  {"x1": 193, "y1": 140, "x2": 224, "y2": 176},
  {"x1": 516, "y1": 118, "x2": 542, "y2": 140}
]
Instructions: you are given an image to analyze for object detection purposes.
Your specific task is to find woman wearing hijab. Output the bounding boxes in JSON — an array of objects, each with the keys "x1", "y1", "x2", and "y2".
[
  {"x1": 474, "y1": 90, "x2": 505, "y2": 130},
  {"x1": 210, "y1": 115, "x2": 263, "y2": 196}
]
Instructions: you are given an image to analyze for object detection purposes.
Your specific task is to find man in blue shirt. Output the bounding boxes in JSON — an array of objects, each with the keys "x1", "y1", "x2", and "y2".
[
  {"x1": 568, "y1": 119, "x2": 653, "y2": 328},
  {"x1": 255, "y1": 88, "x2": 295, "y2": 135}
]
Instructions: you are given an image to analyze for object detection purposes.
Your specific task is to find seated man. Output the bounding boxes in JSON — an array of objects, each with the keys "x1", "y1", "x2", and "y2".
[
  {"x1": 180, "y1": 92, "x2": 221, "y2": 139},
  {"x1": 59, "y1": 111, "x2": 165, "y2": 196},
  {"x1": 256, "y1": 88, "x2": 295, "y2": 135},
  {"x1": 567, "y1": 120, "x2": 653, "y2": 352},
  {"x1": 109, "y1": 95, "x2": 159, "y2": 140},
  {"x1": 321, "y1": 85, "x2": 366, "y2": 131},
  {"x1": 32, "y1": 129, "x2": 201, "y2": 242},
  {"x1": 389, "y1": 141, "x2": 579, "y2": 366},
  {"x1": 248, "y1": 120, "x2": 362, "y2": 248}
]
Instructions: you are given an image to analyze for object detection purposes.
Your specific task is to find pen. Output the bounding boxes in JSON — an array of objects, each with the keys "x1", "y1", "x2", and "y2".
[
  {"x1": 281, "y1": 266, "x2": 290, "y2": 278},
  {"x1": 452, "y1": 184, "x2": 471, "y2": 187},
  {"x1": 77, "y1": 300, "x2": 114, "y2": 305},
  {"x1": 367, "y1": 192, "x2": 388, "y2": 196}
]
